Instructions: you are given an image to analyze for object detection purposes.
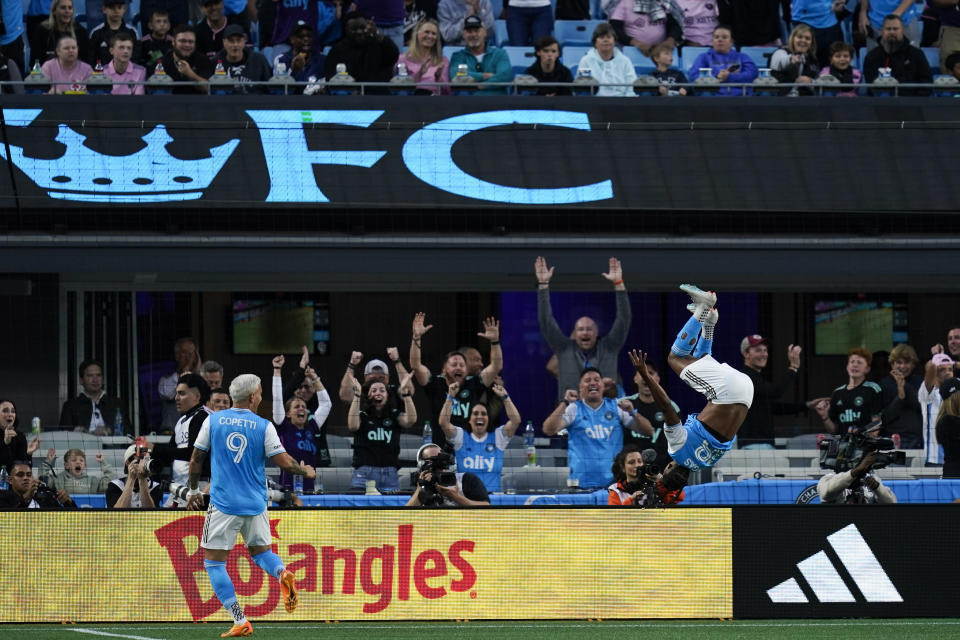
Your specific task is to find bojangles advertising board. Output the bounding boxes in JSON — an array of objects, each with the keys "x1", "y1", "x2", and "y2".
[{"x1": 1, "y1": 508, "x2": 732, "y2": 621}]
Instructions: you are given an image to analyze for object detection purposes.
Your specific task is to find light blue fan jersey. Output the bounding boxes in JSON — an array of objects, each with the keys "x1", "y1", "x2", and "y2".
[{"x1": 195, "y1": 408, "x2": 286, "y2": 516}]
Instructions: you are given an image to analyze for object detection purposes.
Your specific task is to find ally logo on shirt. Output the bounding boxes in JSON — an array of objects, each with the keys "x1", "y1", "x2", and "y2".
[{"x1": 585, "y1": 424, "x2": 615, "y2": 440}]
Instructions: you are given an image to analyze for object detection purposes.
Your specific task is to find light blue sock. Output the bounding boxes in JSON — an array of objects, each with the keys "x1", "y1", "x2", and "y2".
[
  {"x1": 670, "y1": 315, "x2": 703, "y2": 356},
  {"x1": 204, "y1": 559, "x2": 245, "y2": 623},
  {"x1": 251, "y1": 550, "x2": 286, "y2": 580},
  {"x1": 693, "y1": 336, "x2": 713, "y2": 358}
]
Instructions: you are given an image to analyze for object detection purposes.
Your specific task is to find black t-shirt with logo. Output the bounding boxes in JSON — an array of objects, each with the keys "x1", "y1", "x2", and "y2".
[
  {"x1": 425, "y1": 375, "x2": 488, "y2": 450},
  {"x1": 353, "y1": 406, "x2": 402, "y2": 468},
  {"x1": 627, "y1": 395, "x2": 680, "y2": 470},
  {"x1": 828, "y1": 381, "x2": 884, "y2": 432}
]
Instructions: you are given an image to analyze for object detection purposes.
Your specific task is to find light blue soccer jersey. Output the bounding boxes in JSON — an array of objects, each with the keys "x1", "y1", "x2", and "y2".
[
  {"x1": 452, "y1": 426, "x2": 508, "y2": 493},
  {"x1": 565, "y1": 398, "x2": 629, "y2": 488},
  {"x1": 668, "y1": 414, "x2": 735, "y2": 470},
  {"x1": 195, "y1": 408, "x2": 286, "y2": 516}
]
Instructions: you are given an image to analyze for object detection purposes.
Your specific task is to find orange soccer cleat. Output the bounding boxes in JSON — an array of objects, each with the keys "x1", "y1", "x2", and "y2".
[
  {"x1": 280, "y1": 569, "x2": 298, "y2": 613},
  {"x1": 220, "y1": 621, "x2": 253, "y2": 637}
]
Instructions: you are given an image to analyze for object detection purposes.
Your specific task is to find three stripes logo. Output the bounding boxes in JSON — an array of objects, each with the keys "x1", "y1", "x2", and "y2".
[{"x1": 767, "y1": 524, "x2": 902, "y2": 604}]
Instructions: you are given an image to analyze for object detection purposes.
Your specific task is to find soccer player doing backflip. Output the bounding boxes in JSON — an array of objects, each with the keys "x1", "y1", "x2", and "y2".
[
  {"x1": 628, "y1": 285, "x2": 754, "y2": 491},
  {"x1": 186, "y1": 373, "x2": 316, "y2": 637}
]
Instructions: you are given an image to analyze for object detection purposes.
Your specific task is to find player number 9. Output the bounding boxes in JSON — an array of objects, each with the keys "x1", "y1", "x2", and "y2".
[{"x1": 226, "y1": 432, "x2": 248, "y2": 463}]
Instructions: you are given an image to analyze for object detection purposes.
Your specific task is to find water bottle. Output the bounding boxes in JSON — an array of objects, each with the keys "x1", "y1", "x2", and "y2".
[
  {"x1": 31, "y1": 417, "x2": 41, "y2": 436},
  {"x1": 524, "y1": 420, "x2": 536, "y2": 467},
  {"x1": 0, "y1": 466, "x2": 7, "y2": 491},
  {"x1": 113, "y1": 408, "x2": 123, "y2": 436},
  {"x1": 422, "y1": 420, "x2": 433, "y2": 445},
  {"x1": 293, "y1": 471, "x2": 304, "y2": 495}
]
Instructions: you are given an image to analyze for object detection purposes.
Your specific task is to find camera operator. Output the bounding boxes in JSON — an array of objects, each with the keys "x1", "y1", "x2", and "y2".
[
  {"x1": 404, "y1": 444, "x2": 489, "y2": 507},
  {"x1": 817, "y1": 449, "x2": 897, "y2": 505},
  {"x1": 0, "y1": 461, "x2": 77, "y2": 509},
  {"x1": 607, "y1": 445, "x2": 684, "y2": 506},
  {"x1": 107, "y1": 444, "x2": 163, "y2": 509}
]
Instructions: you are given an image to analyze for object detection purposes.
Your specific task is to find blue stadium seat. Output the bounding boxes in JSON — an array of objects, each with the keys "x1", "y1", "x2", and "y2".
[
  {"x1": 443, "y1": 45, "x2": 462, "y2": 63},
  {"x1": 493, "y1": 19, "x2": 509, "y2": 46},
  {"x1": 490, "y1": 0, "x2": 504, "y2": 18},
  {"x1": 562, "y1": 45, "x2": 591, "y2": 74},
  {"x1": 504, "y1": 46, "x2": 537, "y2": 74},
  {"x1": 922, "y1": 46, "x2": 940, "y2": 74},
  {"x1": 555, "y1": 20, "x2": 603, "y2": 46},
  {"x1": 621, "y1": 47, "x2": 655, "y2": 76},
  {"x1": 740, "y1": 46, "x2": 775, "y2": 69},
  {"x1": 858, "y1": 46, "x2": 868, "y2": 71},
  {"x1": 679, "y1": 46, "x2": 709, "y2": 71}
]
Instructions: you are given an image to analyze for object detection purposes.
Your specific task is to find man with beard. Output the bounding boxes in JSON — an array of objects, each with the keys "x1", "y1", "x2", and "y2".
[
  {"x1": 324, "y1": 13, "x2": 398, "y2": 92},
  {"x1": 536, "y1": 256, "x2": 632, "y2": 402},
  {"x1": 151, "y1": 25, "x2": 213, "y2": 94},
  {"x1": 863, "y1": 13, "x2": 932, "y2": 95},
  {"x1": 409, "y1": 313, "x2": 502, "y2": 449}
]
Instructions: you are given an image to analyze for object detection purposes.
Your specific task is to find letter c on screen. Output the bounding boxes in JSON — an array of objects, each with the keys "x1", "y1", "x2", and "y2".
[{"x1": 402, "y1": 110, "x2": 613, "y2": 205}]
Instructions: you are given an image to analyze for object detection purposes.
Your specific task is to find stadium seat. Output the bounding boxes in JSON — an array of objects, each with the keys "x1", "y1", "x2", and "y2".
[
  {"x1": 503, "y1": 46, "x2": 536, "y2": 74},
  {"x1": 621, "y1": 46, "x2": 655, "y2": 76},
  {"x1": 317, "y1": 467, "x2": 354, "y2": 493},
  {"x1": 562, "y1": 44, "x2": 591, "y2": 74},
  {"x1": 493, "y1": 20, "x2": 509, "y2": 47},
  {"x1": 921, "y1": 47, "x2": 940, "y2": 74},
  {"x1": 785, "y1": 433, "x2": 822, "y2": 449},
  {"x1": 490, "y1": 0, "x2": 504, "y2": 18},
  {"x1": 679, "y1": 46, "x2": 709, "y2": 71},
  {"x1": 502, "y1": 466, "x2": 570, "y2": 491},
  {"x1": 327, "y1": 434, "x2": 351, "y2": 449},
  {"x1": 740, "y1": 46, "x2": 775, "y2": 69},
  {"x1": 400, "y1": 433, "x2": 423, "y2": 449},
  {"x1": 442, "y1": 45, "x2": 462, "y2": 63},
  {"x1": 555, "y1": 20, "x2": 603, "y2": 46},
  {"x1": 329, "y1": 449, "x2": 353, "y2": 467}
]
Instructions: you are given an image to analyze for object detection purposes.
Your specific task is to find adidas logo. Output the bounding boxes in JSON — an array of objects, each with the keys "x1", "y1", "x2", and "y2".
[{"x1": 767, "y1": 524, "x2": 902, "y2": 604}]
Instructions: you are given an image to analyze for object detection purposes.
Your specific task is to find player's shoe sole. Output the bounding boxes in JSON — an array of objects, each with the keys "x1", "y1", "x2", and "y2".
[
  {"x1": 220, "y1": 621, "x2": 253, "y2": 637},
  {"x1": 686, "y1": 303, "x2": 718, "y2": 325},
  {"x1": 680, "y1": 284, "x2": 717, "y2": 309},
  {"x1": 281, "y1": 569, "x2": 298, "y2": 613}
]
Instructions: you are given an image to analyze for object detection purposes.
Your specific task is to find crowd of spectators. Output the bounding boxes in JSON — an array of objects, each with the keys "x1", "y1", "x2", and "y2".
[
  {"x1": 4, "y1": 260, "x2": 960, "y2": 510},
  {"x1": 0, "y1": 0, "x2": 957, "y2": 94}
]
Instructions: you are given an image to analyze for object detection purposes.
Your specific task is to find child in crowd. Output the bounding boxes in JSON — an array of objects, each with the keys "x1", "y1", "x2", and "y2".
[
  {"x1": 820, "y1": 41, "x2": 861, "y2": 97},
  {"x1": 946, "y1": 53, "x2": 960, "y2": 82},
  {"x1": 649, "y1": 42, "x2": 687, "y2": 96},
  {"x1": 88, "y1": 0, "x2": 140, "y2": 66},
  {"x1": 523, "y1": 35, "x2": 572, "y2": 96},
  {"x1": 47, "y1": 447, "x2": 114, "y2": 494},
  {"x1": 139, "y1": 9, "x2": 173, "y2": 68}
]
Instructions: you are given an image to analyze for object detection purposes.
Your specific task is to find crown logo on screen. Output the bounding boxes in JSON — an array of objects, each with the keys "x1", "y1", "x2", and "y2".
[{"x1": 0, "y1": 117, "x2": 239, "y2": 203}]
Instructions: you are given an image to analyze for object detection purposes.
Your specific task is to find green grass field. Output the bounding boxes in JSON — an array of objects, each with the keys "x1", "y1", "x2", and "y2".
[{"x1": 6, "y1": 620, "x2": 960, "y2": 640}]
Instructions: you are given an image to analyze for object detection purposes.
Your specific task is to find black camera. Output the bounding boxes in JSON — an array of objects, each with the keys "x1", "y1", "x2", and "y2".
[
  {"x1": 166, "y1": 481, "x2": 211, "y2": 509},
  {"x1": 415, "y1": 452, "x2": 457, "y2": 506},
  {"x1": 819, "y1": 422, "x2": 906, "y2": 473}
]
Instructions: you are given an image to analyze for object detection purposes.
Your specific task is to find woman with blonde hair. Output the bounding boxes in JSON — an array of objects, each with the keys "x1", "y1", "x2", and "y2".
[
  {"x1": 31, "y1": 0, "x2": 90, "y2": 64},
  {"x1": 397, "y1": 19, "x2": 449, "y2": 95},
  {"x1": 769, "y1": 23, "x2": 819, "y2": 95}
]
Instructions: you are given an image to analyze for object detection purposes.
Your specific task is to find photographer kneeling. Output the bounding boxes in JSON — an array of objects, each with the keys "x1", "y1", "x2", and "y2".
[
  {"x1": 607, "y1": 445, "x2": 684, "y2": 506},
  {"x1": 817, "y1": 450, "x2": 897, "y2": 505},
  {"x1": 405, "y1": 444, "x2": 490, "y2": 507}
]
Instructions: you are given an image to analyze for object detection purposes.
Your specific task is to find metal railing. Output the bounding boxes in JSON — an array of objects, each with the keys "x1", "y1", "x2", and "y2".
[{"x1": 2, "y1": 79, "x2": 956, "y2": 97}]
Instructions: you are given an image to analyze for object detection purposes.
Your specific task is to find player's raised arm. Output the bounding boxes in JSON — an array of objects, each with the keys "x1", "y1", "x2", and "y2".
[{"x1": 629, "y1": 349, "x2": 681, "y2": 426}]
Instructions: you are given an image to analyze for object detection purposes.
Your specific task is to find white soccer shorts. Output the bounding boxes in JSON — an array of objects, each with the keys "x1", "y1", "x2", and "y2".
[
  {"x1": 680, "y1": 355, "x2": 754, "y2": 408},
  {"x1": 201, "y1": 504, "x2": 272, "y2": 550}
]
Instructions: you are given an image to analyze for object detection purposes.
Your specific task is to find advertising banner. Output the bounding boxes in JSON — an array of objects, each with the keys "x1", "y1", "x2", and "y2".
[
  {"x1": 1, "y1": 97, "x2": 959, "y2": 213},
  {"x1": 0, "y1": 508, "x2": 731, "y2": 622},
  {"x1": 732, "y1": 505, "x2": 960, "y2": 618}
]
